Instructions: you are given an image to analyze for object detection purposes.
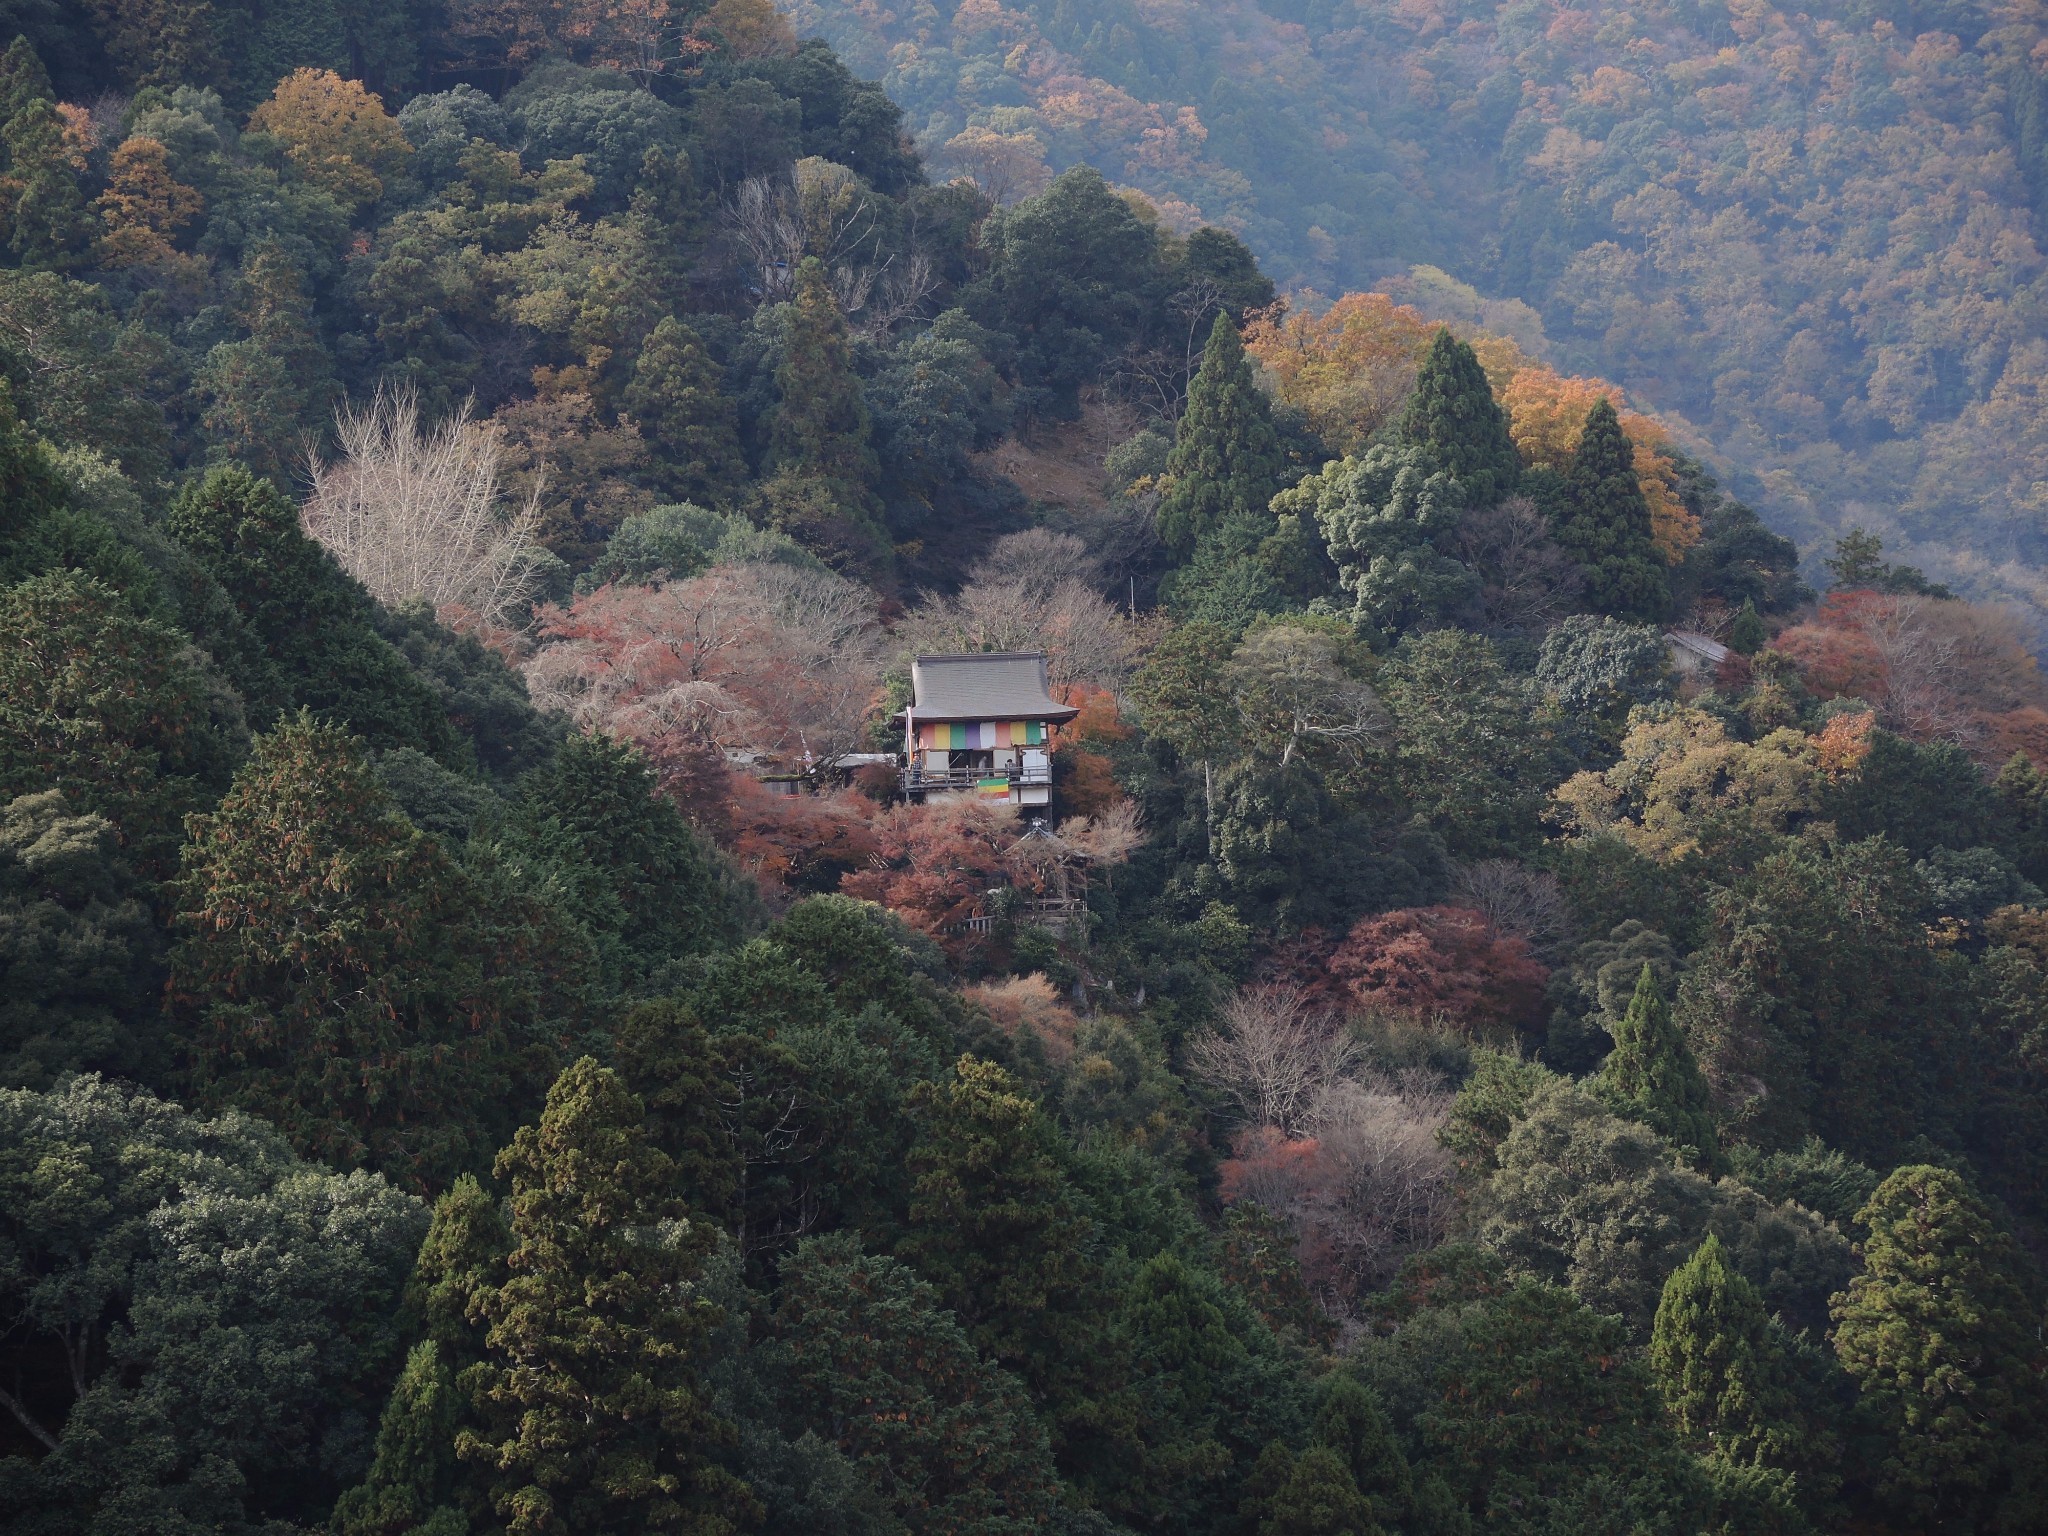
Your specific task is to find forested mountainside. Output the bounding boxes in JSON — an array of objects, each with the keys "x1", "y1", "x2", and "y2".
[
  {"x1": 3, "y1": 5, "x2": 2048, "y2": 1536},
  {"x1": 795, "y1": 0, "x2": 2048, "y2": 612}
]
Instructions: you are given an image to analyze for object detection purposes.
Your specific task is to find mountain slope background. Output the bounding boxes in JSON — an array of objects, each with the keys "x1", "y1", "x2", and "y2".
[{"x1": 796, "y1": 0, "x2": 2048, "y2": 611}]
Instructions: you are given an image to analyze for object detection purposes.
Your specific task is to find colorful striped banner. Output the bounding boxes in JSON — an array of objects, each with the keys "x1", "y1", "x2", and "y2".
[
  {"x1": 917, "y1": 720, "x2": 1047, "y2": 750},
  {"x1": 975, "y1": 778, "x2": 1012, "y2": 798}
]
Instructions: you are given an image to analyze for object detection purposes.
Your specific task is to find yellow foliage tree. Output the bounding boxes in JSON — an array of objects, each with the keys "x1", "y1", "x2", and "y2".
[
  {"x1": 94, "y1": 136, "x2": 203, "y2": 269},
  {"x1": 1246, "y1": 290, "x2": 1698, "y2": 559},
  {"x1": 247, "y1": 69, "x2": 410, "y2": 212},
  {"x1": 1242, "y1": 291, "x2": 1436, "y2": 455},
  {"x1": 1553, "y1": 707, "x2": 1818, "y2": 861},
  {"x1": 699, "y1": 0, "x2": 797, "y2": 58}
]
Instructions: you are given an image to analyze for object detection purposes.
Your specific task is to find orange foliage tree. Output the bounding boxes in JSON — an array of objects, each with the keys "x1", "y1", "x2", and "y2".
[
  {"x1": 1327, "y1": 905, "x2": 1548, "y2": 1035},
  {"x1": 1051, "y1": 684, "x2": 1130, "y2": 819},
  {"x1": 1491, "y1": 364, "x2": 1698, "y2": 560},
  {"x1": 721, "y1": 771, "x2": 880, "y2": 895},
  {"x1": 247, "y1": 69, "x2": 410, "y2": 212},
  {"x1": 93, "y1": 136, "x2": 202, "y2": 270},
  {"x1": 1242, "y1": 292, "x2": 1436, "y2": 456},
  {"x1": 840, "y1": 797, "x2": 1043, "y2": 951},
  {"x1": 1246, "y1": 291, "x2": 1698, "y2": 559}
]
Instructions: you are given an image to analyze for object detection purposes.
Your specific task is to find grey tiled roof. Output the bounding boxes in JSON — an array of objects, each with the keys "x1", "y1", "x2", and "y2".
[{"x1": 905, "y1": 652, "x2": 1080, "y2": 723}]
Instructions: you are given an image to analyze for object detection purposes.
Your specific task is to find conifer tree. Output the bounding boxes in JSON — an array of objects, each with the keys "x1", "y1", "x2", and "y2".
[
  {"x1": 1156, "y1": 312, "x2": 1286, "y2": 557},
  {"x1": 0, "y1": 34, "x2": 53, "y2": 125},
  {"x1": 167, "y1": 715, "x2": 503, "y2": 1187},
  {"x1": 1831, "y1": 1166, "x2": 2047, "y2": 1531},
  {"x1": 0, "y1": 570, "x2": 228, "y2": 872},
  {"x1": 899, "y1": 1055, "x2": 1109, "y2": 1438},
  {"x1": 1312, "y1": 1375, "x2": 1413, "y2": 1530},
  {"x1": 771, "y1": 1231, "x2": 1061, "y2": 1531},
  {"x1": 769, "y1": 257, "x2": 876, "y2": 503},
  {"x1": 461, "y1": 1057, "x2": 755, "y2": 1536},
  {"x1": 1727, "y1": 599, "x2": 1766, "y2": 655},
  {"x1": 194, "y1": 242, "x2": 338, "y2": 484},
  {"x1": 1553, "y1": 397, "x2": 1667, "y2": 620},
  {"x1": 1648, "y1": 1234, "x2": 1797, "y2": 1464},
  {"x1": 1599, "y1": 962, "x2": 1719, "y2": 1169},
  {"x1": 613, "y1": 996, "x2": 743, "y2": 1217},
  {"x1": 167, "y1": 463, "x2": 454, "y2": 757},
  {"x1": 1397, "y1": 328, "x2": 1520, "y2": 504},
  {"x1": 332, "y1": 1341, "x2": 467, "y2": 1536},
  {"x1": 625, "y1": 316, "x2": 747, "y2": 506},
  {"x1": 4, "y1": 98, "x2": 96, "y2": 270},
  {"x1": 1241, "y1": 1442, "x2": 1380, "y2": 1536}
]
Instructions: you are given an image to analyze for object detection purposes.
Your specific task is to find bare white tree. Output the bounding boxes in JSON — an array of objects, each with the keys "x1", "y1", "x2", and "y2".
[
  {"x1": 899, "y1": 530, "x2": 1139, "y2": 691},
  {"x1": 1185, "y1": 985, "x2": 1363, "y2": 1135},
  {"x1": 1302, "y1": 1071, "x2": 1458, "y2": 1292},
  {"x1": 303, "y1": 388, "x2": 545, "y2": 630},
  {"x1": 1449, "y1": 859, "x2": 1572, "y2": 959}
]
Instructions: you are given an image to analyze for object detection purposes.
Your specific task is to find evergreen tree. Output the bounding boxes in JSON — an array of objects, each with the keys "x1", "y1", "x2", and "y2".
[
  {"x1": 1396, "y1": 328, "x2": 1520, "y2": 504},
  {"x1": 770, "y1": 1231, "x2": 1061, "y2": 1533},
  {"x1": 1831, "y1": 1165, "x2": 2047, "y2": 1531},
  {"x1": 0, "y1": 570, "x2": 234, "y2": 871},
  {"x1": 1727, "y1": 599, "x2": 1766, "y2": 655},
  {"x1": 1552, "y1": 398, "x2": 1667, "y2": 620},
  {"x1": 1241, "y1": 1442, "x2": 1380, "y2": 1536},
  {"x1": 511, "y1": 730, "x2": 741, "y2": 983},
  {"x1": 461, "y1": 1057, "x2": 756, "y2": 1536},
  {"x1": 1156, "y1": 312, "x2": 1286, "y2": 557},
  {"x1": 1648, "y1": 1234, "x2": 1797, "y2": 1463},
  {"x1": 194, "y1": 242, "x2": 339, "y2": 485},
  {"x1": 613, "y1": 996, "x2": 743, "y2": 1217},
  {"x1": 167, "y1": 715, "x2": 506, "y2": 1188},
  {"x1": 1598, "y1": 962, "x2": 1719, "y2": 1169},
  {"x1": 167, "y1": 463, "x2": 455, "y2": 758},
  {"x1": 625, "y1": 316, "x2": 748, "y2": 507},
  {"x1": 0, "y1": 34, "x2": 54, "y2": 125},
  {"x1": 3, "y1": 98, "x2": 95, "y2": 270},
  {"x1": 0, "y1": 789, "x2": 161, "y2": 1090},
  {"x1": 898, "y1": 1055, "x2": 1114, "y2": 1457},
  {"x1": 332, "y1": 1341, "x2": 467, "y2": 1536},
  {"x1": 769, "y1": 257, "x2": 876, "y2": 504},
  {"x1": 1313, "y1": 1375, "x2": 1414, "y2": 1530}
]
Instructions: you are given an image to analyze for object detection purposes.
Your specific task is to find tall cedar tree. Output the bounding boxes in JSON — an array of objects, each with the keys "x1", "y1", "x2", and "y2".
[
  {"x1": 1313, "y1": 1375, "x2": 1416, "y2": 1529},
  {"x1": 458, "y1": 1057, "x2": 757, "y2": 1536},
  {"x1": 167, "y1": 716, "x2": 506, "y2": 1188},
  {"x1": 1554, "y1": 398, "x2": 1668, "y2": 620},
  {"x1": 771, "y1": 1231, "x2": 1062, "y2": 1532},
  {"x1": 166, "y1": 464, "x2": 455, "y2": 758},
  {"x1": 625, "y1": 316, "x2": 748, "y2": 506},
  {"x1": 612, "y1": 996, "x2": 743, "y2": 1217},
  {"x1": 4, "y1": 97, "x2": 95, "y2": 270},
  {"x1": 0, "y1": 35, "x2": 53, "y2": 124},
  {"x1": 1396, "y1": 328, "x2": 1520, "y2": 504},
  {"x1": 0, "y1": 570, "x2": 227, "y2": 872},
  {"x1": 898, "y1": 1055, "x2": 1115, "y2": 1459},
  {"x1": 1648, "y1": 1234, "x2": 1798, "y2": 1464},
  {"x1": 1598, "y1": 962, "x2": 1720, "y2": 1170},
  {"x1": 1156, "y1": 312, "x2": 1286, "y2": 557},
  {"x1": 769, "y1": 257, "x2": 877, "y2": 504},
  {"x1": 340, "y1": 1173, "x2": 515, "y2": 1534},
  {"x1": 332, "y1": 1340, "x2": 467, "y2": 1536},
  {"x1": 511, "y1": 730, "x2": 739, "y2": 981},
  {"x1": 1240, "y1": 1442, "x2": 1379, "y2": 1536},
  {"x1": 1830, "y1": 1166, "x2": 2047, "y2": 1531}
]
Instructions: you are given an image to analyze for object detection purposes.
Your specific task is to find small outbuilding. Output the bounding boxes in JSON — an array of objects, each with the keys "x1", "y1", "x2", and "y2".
[{"x1": 899, "y1": 651, "x2": 1078, "y2": 806}]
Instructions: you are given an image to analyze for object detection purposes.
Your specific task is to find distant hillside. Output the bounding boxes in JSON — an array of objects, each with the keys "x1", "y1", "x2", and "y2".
[{"x1": 793, "y1": 0, "x2": 2048, "y2": 614}]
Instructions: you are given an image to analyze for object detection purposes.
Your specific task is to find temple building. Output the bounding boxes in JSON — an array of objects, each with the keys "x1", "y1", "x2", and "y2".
[{"x1": 899, "y1": 651, "x2": 1078, "y2": 805}]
